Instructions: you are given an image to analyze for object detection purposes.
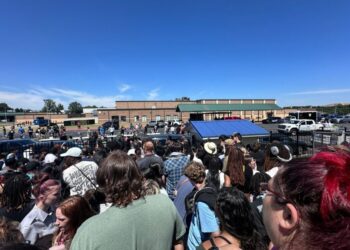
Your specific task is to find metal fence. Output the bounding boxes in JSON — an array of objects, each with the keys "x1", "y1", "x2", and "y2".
[
  {"x1": 261, "y1": 128, "x2": 349, "y2": 158},
  {"x1": 2, "y1": 128, "x2": 349, "y2": 161}
]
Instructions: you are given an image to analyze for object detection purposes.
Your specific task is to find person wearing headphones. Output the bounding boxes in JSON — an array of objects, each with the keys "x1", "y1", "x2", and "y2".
[{"x1": 263, "y1": 142, "x2": 292, "y2": 178}]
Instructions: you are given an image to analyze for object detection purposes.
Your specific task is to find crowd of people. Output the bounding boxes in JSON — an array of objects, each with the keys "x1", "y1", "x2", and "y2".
[
  {"x1": 2, "y1": 125, "x2": 65, "y2": 140},
  {"x1": 0, "y1": 130, "x2": 349, "y2": 250}
]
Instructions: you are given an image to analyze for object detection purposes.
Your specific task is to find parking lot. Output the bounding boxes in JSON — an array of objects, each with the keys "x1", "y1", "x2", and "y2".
[{"x1": 258, "y1": 122, "x2": 350, "y2": 133}]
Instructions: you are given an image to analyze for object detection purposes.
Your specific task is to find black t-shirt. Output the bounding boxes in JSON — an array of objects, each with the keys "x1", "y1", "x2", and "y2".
[
  {"x1": 136, "y1": 154, "x2": 164, "y2": 172},
  {"x1": 0, "y1": 200, "x2": 35, "y2": 222},
  {"x1": 8, "y1": 130, "x2": 14, "y2": 139}
]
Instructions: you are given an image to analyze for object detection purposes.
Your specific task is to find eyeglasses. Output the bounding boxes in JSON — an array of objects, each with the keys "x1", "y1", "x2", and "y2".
[{"x1": 260, "y1": 182, "x2": 291, "y2": 205}]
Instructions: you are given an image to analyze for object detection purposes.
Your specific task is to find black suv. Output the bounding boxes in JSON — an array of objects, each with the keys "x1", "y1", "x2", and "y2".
[
  {"x1": 156, "y1": 120, "x2": 166, "y2": 128},
  {"x1": 261, "y1": 117, "x2": 282, "y2": 124},
  {"x1": 102, "y1": 121, "x2": 118, "y2": 130}
]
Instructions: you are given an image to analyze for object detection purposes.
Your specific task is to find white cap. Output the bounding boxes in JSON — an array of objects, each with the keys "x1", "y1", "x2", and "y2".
[
  {"x1": 127, "y1": 148, "x2": 136, "y2": 156},
  {"x1": 44, "y1": 153, "x2": 57, "y2": 164},
  {"x1": 60, "y1": 147, "x2": 82, "y2": 157}
]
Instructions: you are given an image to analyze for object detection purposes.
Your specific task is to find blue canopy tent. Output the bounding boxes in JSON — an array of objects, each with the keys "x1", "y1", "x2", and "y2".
[{"x1": 189, "y1": 120, "x2": 269, "y2": 140}]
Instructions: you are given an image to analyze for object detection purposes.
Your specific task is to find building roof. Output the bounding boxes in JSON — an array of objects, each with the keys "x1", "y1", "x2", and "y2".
[
  {"x1": 0, "y1": 112, "x2": 23, "y2": 116},
  {"x1": 190, "y1": 120, "x2": 269, "y2": 140},
  {"x1": 177, "y1": 103, "x2": 281, "y2": 112}
]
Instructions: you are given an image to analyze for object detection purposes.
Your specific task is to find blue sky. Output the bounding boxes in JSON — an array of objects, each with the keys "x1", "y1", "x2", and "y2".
[{"x1": 1, "y1": 0, "x2": 349, "y2": 110}]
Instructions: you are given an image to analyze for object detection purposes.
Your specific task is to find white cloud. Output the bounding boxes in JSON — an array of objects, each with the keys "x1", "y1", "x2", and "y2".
[
  {"x1": 118, "y1": 84, "x2": 131, "y2": 93},
  {"x1": 0, "y1": 87, "x2": 131, "y2": 110},
  {"x1": 147, "y1": 88, "x2": 160, "y2": 100},
  {"x1": 0, "y1": 91, "x2": 45, "y2": 110},
  {"x1": 287, "y1": 88, "x2": 350, "y2": 95}
]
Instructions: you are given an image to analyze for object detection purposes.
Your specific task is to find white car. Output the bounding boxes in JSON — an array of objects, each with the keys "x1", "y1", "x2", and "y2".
[
  {"x1": 169, "y1": 119, "x2": 181, "y2": 126},
  {"x1": 278, "y1": 119, "x2": 324, "y2": 135}
]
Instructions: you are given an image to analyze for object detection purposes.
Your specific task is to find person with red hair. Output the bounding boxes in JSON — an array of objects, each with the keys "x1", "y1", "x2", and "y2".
[
  {"x1": 50, "y1": 196, "x2": 95, "y2": 250},
  {"x1": 262, "y1": 148, "x2": 350, "y2": 250}
]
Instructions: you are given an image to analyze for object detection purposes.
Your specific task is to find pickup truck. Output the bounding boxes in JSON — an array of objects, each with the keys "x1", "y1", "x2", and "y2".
[
  {"x1": 33, "y1": 118, "x2": 51, "y2": 127},
  {"x1": 278, "y1": 119, "x2": 324, "y2": 135}
]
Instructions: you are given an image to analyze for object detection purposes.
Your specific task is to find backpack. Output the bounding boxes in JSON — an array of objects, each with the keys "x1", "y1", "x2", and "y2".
[{"x1": 184, "y1": 186, "x2": 217, "y2": 228}]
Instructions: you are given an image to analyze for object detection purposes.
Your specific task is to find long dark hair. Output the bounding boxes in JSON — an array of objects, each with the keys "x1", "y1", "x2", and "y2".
[
  {"x1": 205, "y1": 157, "x2": 222, "y2": 191},
  {"x1": 96, "y1": 150, "x2": 144, "y2": 207},
  {"x1": 0, "y1": 173, "x2": 32, "y2": 210},
  {"x1": 249, "y1": 172, "x2": 271, "y2": 199},
  {"x1": 216, "y1": 187, "x2": 266, "y2": 250},
  {"x1": 141, "y1": 160, "x2": 165, "y2": 189}
]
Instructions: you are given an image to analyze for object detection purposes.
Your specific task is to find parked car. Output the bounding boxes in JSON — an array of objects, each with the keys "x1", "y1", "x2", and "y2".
[
  {"x1": 33, "y1": 118, "x2": 51, "y2": 127},
  {"x1": 224, "y1": 116, "x2": 241, "y2": 120},
  {"x1": 147, "y1": 120, "x2": 157, "y2": 127},
  {"x1": 102, "y1": 121, "x2": 118, "y2": 130},
  {"x1": 278, "y1": 119, "x2": 324, "y2": 135},
  {"x1": 262, "y1": 117, "x2": 282, "y2": 124},
  {"x1": 331, "y1": 115, "x2": 350, "y2": 123},
  {"x1": 343, "y1": 115, "x2": 350, "y2": 123},
  {"x1": 168, "y1": 119, "x2": 182, "y2": 126},
  {"x1": 280, "y1": 116, "x2": 296, "y2": 123},
  {"x1": 330, "y1": 115, "x2": 346, "y2": 124},
  {"x1": 156, "y1": 120, "x2": 166, "y2": 128},
  {"x1": 141, "y1": 134, "x2": 192, "y2": 146}
]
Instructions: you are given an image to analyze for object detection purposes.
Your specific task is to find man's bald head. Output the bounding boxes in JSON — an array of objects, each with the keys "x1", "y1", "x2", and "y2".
[{"x1": 143, "y1": 141, "x2": 154, "y2": 154}]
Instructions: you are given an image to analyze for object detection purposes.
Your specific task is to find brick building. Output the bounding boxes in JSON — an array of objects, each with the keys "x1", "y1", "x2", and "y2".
[
  {"x1": 3, "y1": 99, "x2": 294, "y2": 127},
  {"x1": 97, "y1": 98, "x2": 288, "y2": 127}
]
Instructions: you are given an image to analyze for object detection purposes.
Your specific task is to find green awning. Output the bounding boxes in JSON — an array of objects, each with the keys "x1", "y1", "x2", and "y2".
[{"x1": 176, "y1": 103, "x2": 281, "y2": 112}]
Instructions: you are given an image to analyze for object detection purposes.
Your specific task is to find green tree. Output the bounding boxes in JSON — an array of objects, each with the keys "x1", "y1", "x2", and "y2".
[
  {"x1": 83, "y1": 105, "x2": 97, "y2": 108},
  {"x1": 41, "y1": 99, "x2": 57, "y2": 113},
  {"x1": 15, "y1": 108, "x2": 24, "y2": 112},
  {"x1": 68, "y1": 101, "x2": 83, "y2": 114},
  {"x1": 0, "y1": 103, "x2": 13, "y2": 112},
  {"x1": 56, "y1": 103, "x2": 64, "y2": 114}
]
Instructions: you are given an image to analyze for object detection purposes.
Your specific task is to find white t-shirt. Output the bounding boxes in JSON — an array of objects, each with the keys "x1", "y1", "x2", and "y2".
[
  {"x1": 266, "y1": 166, "x2": 279, "y2": 178},
  {"x1": 63, "y1": 161, "x2": 99, "y2": 196}
]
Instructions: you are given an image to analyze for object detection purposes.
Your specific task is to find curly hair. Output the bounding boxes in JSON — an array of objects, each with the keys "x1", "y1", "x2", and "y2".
[
  {"x1": 216, "y1": 187, "x2": 266, "y2": 250},
  {"x1": 0, "y1": 173, "x2": 31, "y2": 210},
  {"x1": 96, "y1": 150, "x2": 144, "y2": 207},
  {"x1": 184, "y1": 161, "x2": 205, "y2": 184}
]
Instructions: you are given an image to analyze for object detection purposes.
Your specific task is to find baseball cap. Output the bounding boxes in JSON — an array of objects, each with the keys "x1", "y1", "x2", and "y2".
[
  {"x1": 127, "y1": 148, "x2": 136, "y2": 156},
  {"x1": 44, "y1": 153, "x2": 57, "y2": 164},
  {"x1": 60, "y1": 147, "x2": 82, "y2": 157}
]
